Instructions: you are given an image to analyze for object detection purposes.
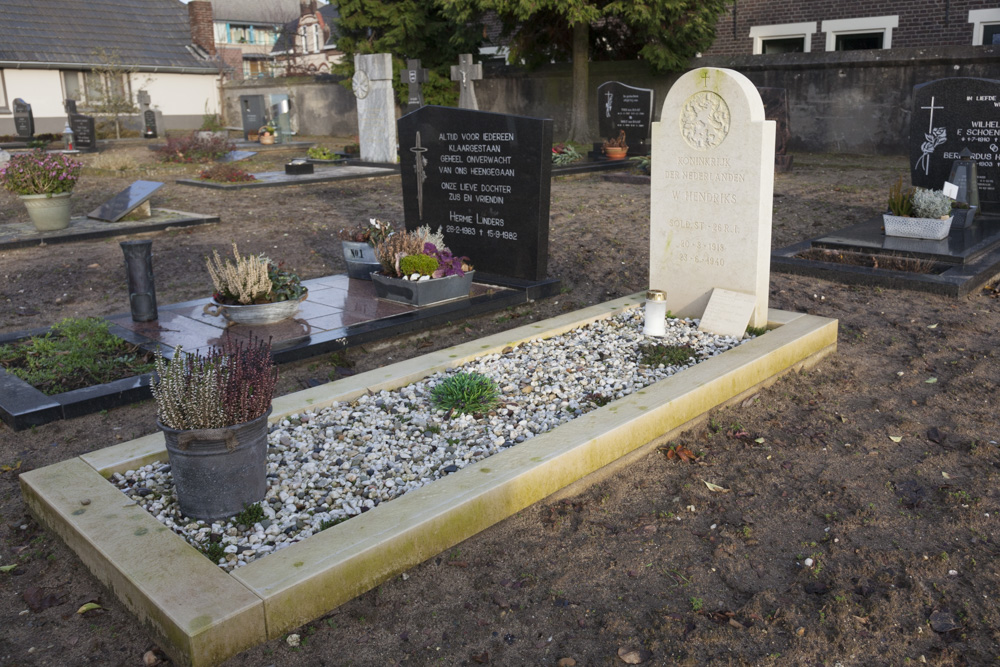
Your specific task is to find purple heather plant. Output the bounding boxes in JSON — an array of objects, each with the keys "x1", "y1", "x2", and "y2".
[
  {"x1": 0, "y1": 150, "x2": 82, "y2": 196},
  {"x1": 424, "y1": 242, "x2": 469, "y2": 278}
]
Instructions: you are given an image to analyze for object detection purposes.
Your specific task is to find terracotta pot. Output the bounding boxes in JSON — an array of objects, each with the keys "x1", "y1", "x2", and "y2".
[{"x1": 604, "y1": 146, "x2": 628, "y2": 161}]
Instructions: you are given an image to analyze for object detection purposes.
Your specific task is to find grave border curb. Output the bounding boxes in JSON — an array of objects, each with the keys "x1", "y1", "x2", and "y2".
[{"x1": 20, "y1": 295, "x2": 837, "y2": 666}]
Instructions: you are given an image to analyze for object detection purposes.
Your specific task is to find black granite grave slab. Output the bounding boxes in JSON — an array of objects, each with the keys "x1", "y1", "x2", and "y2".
[
  {"x1": 88, "y1": 180, "x2": 165, "y2": 222},
  {"x1": 910, "y1": 78, "x2": 1000, "y2": 214},
  {"x1": 597, "y1": 81, "x2": 654, "y2": 152},
  {"x1": 0, "y1": 209, "x2": 219, "y2": 251},
  {"x1": 771, "y1": 213, "x2": 1000, "y2": 296},
  {"x1": 398, "y1": 105, "x2": 553, "y2": 282},
  {"x1": 13, "y1": 98, "x2": 34, "y2": 138},
  {"x1": 0, "y1": 273, "x2": 560, "y2": 430}
]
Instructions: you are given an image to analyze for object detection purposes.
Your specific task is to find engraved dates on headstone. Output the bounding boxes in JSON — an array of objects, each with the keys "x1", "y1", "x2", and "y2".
[
  {"x1": 398, "y1": 106, "x2": 553, "y2": 281},
  {"x1": 13, "y1": 99, "x2": 34, "y2": 138},
  {"x1": 596, "y1": 81, "x2": 654, "y2": 152},
  {"x1": 910, "y1": 77, "x2": 1000, "y2": 214},
  {"x1": 650, "y1": 67, "x2": 775, "y2": 328}
]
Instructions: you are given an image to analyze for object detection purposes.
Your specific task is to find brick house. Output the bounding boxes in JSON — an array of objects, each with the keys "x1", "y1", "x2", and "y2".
[{"x1": 191, "y1": 0, "x2": 301, "y2": 80}]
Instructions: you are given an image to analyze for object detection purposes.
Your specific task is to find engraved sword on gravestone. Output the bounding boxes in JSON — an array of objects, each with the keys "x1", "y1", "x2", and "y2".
[{"x1": 410, "y1": 131, "x2": 428, "y2": 220}]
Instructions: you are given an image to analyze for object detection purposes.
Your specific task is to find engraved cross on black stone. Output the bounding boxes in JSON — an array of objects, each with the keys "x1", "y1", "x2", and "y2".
[{"x1": 401, "y1": 59, "x2": 429, "y2": 113}]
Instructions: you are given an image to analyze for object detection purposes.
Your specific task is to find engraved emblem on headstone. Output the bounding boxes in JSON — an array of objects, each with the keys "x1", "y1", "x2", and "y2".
[
  {"x1": 352, "y1": 70, "x2": 370, "y2": 99},
  {"x1": 915, "y1": 96, "x2": 946, "y2": 176},
  {"x1": 605, "y1": 91, "x2": 613, "y2": 118},
  {"x1": 679, "y1": 91, "x2": 731, "y2": 150},
  {"x1": 410, "y1": 131, "x2": 428, "y2": 219},
  {"x1": 450, "y1": 54, "x2": 483, "y2": 110}
]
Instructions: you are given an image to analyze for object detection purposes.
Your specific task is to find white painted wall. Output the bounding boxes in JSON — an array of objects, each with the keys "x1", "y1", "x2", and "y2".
[
  {"x1": 141, "y1": 72, "x2": 219, "y2": 115},
  {"x1": 4, "y1": 69, "x2": 65, "y2": 117}
]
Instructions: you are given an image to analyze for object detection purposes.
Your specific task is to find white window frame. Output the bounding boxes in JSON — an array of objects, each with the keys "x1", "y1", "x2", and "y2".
[
  {"x1": 822, "y1": 16, "x2": 898, "y2": 51},
  {"x1": 969, "y1": 8, "x2": 1000, "y2": 45},
  {"x1": 0, "y1": 70, "x2": 9, "y2": 113},
  {"x1": 749, "y1": 22, "x2": 817, "y2": 55}
]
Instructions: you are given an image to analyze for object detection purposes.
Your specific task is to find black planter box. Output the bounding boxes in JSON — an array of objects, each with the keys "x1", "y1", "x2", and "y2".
[
  {"x1": 371, "y1": 271, "x2": 474, "y2": 307},
  {"x1": 285, "y1": 161, "x2": 314, "y2": 175}
]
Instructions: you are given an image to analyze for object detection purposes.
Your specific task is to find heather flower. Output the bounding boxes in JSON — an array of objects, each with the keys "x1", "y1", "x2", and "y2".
[{"x1": 0, "y1": 150, "x2": 81, "y2": 195}]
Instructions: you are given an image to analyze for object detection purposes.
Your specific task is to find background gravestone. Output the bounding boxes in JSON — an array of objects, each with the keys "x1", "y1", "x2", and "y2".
[
  {"x1": 401, "y1": 59, "x2": 428, "y2": 113},
  {"x1": 398, "y1": 106, "x2": 553, "y2": 281},
  {"x1": 596, "y1": 81, "x2": 654, "y2": 155},
  {"x1": 450, "y1": 54, "x2": 482, "y2": 110},
  {"x1": 353, "y1": 53, "x2": 398, "y2": 163},
  {"x1": 70, "y1": 112, "x2": 96, "y2": 150},
  {"x1": 269, "y1": 94, "x2": 292, "y2": 143},
  {"x1": 137, "y1": 90, "x2": 162, "y2": 139},
  {"x1": 650, "y1": 67, "x2": 775, "y2": 328},
  {"x1": 239, "y1": 95, "x2": 266, "y2": 141},
  {"x1": 910, "y1": 77, "x2": 1000, "y2": 214},
  {"x1": 13, "y1": 99, "x2": 34, "y2": 139},
  {"x1": 758, "y1": 87, "x2": 793, "y2": 172}
]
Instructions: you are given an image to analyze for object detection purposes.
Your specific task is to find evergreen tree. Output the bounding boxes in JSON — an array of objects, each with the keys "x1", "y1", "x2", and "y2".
[
  {"x1": 333, "y1": 0, "x2": 483, "y2": 107},
  {"x1": 439, "y1": 0, "x2": 730, "y2": 142}
]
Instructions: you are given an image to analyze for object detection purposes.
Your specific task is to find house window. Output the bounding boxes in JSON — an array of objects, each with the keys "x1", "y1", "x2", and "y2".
[
  {"x1": 822, "y1": 16, "x2": 898, "y2": 51},
  {"x1": 63, "y1": 70, "x2": 130, "y2": 108},
  {"x1": 749, "y1": 22, "x2": 817, "y2": 55},
  {"x1": 312, "y1": 25, "x2": 321, "y2": 52},
  {"x1": 0, "y1": 70, "x2": 9, "y2": 113},
  {"x1": 969, "y1": 9, "x2": 1000, "y2": 45},
  {"x1": 213, "y1": 21, "x2": 228, "y2": 43}
]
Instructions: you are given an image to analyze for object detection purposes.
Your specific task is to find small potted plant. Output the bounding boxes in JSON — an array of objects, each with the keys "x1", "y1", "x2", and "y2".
[
  {"x1": 551, "y1": 143, "x2": 583, "y2": 166},
  {"x1": 340, "y1": 218, "x2": 394, "y2": 280},
  {"x1": 150, "y1": 336, "x2": 277, "y2": 520},
  {"x1": 307, "y1": 146, "x2": 341, "y2": 162},
  {"x1": 602, "y1": 130, "x2": 629, "y2": 160},
  {"x1": 0, "y1": 149, "x2": 82, "y2": 231},
  {"x1": 259, "y1": 124, "x2": 276, "y2": 145},
  {"x1": 371, "y1": 225, "x2": 474, "y2": 306},
  {"x1": 884, "y1": 176, "x2": 954, "y2": 240},
  {"x1": 204, "y1": 243, "x2": 307, "y2": 325}
]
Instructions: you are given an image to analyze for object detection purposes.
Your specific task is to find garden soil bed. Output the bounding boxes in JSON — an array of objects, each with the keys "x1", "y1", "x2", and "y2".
[{"x1": 1, "y1": 146, "x2": 999, "y2": 665}]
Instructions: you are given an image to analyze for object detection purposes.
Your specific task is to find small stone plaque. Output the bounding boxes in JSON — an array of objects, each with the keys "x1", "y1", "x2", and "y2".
[
  {"x1": 697, "y1": 288, "x2": 756, "y2": 338},
  {"x1": 88, "y1": 181, "x2": 164, "y2": 222},
  {"x1": 13, "y1": 98, "x2": 34, "y2": 138},
  {"x1": 910, "y1": 77, "x2": 1000, "y2": 214},
  {"x1": 597, "y1": 81, "x2": 654, "y2": 152},
  {"x1": 398, "y1": 105, "x2": 553, "y2": 281}
]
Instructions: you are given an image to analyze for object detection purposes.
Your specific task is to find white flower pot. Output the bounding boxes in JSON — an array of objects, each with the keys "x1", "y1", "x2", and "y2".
[
  {"x1": 20, "y1": 192, "x2": 72, "y2": 231},
  {"x1": 882, "y1": 214, "x2": 953, "y2": 241}
]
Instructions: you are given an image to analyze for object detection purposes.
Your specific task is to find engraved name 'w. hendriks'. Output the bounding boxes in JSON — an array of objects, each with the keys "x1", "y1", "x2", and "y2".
[{"x1": 671, "y1": 190, "x2": 737, "y2": 204}]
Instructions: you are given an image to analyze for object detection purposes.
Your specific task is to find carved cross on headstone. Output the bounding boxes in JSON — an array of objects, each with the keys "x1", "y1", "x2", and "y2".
[
  {"x1": 137, "y1": 90, "x2": 151, "y2": 111},
  {"x1": 401, "y1": 59, "x2": 429, "y2": 113},
  {"x1": 450, "y1": 54, "x2": 482, "y2": 110}
]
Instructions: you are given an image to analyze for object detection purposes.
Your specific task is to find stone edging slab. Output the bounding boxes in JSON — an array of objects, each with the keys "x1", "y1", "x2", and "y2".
[{"x1": 20, "y1": 295, "x2": 837, "y2": 666}]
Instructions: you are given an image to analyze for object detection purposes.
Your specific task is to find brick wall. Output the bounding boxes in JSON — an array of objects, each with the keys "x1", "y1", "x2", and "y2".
[
  {"x1": 188, "y1": 1, "x2": 216, "y2": 56},
  {"x1": 706, "y1": 0, "x2": 996, "y2": 56}
]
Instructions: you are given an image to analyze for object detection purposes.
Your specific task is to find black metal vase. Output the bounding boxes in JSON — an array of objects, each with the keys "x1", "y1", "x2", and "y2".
[{"x1": 159, "y1": 408, "x2": 271, "y2": 521}]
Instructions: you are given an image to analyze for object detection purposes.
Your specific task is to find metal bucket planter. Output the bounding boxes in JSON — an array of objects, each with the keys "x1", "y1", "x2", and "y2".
[
  {"x1": 20, "y1": 192, "x2": 72, "y2": 231},
  {"x1": 371, "y1": 271, "x2": 474, "y2": 307},
  {"x1": 883, "y1": 214, "x2": 953, "y2": 241},
  {"x1": 342, "y1": 241, "x2": 381, "y2": 281},
  {"x1": 159, "y1": 408, "x2": 271, "y2": 521},
  {"x1": 204, "y1": 290, "x2": 308, "y2": 326}
]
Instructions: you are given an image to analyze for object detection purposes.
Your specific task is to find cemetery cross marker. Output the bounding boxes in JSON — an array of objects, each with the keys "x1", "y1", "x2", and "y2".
[
  {"x1": 401, "y1": 59, "x2": 429, "y2": 114},
  {"x1": 353, "y1": 53, "x2": 398, "y2": 163},
  {"x1": 450, "y1": 54, "x2": 483, "y2": 110}
]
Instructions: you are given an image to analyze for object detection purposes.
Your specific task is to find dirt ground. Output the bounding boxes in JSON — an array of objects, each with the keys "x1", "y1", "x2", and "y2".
[{"x1": 1, "y1": 143, "x2": 999, "y2": 666}]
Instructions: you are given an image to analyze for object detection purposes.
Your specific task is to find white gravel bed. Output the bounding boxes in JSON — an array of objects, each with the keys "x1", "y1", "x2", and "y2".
[{"x1": 112, "y1": 307, "x2": 749, "y2": 571}]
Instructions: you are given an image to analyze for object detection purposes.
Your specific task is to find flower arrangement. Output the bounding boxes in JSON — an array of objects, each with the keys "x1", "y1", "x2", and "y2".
[
  {"x1": 375, "y1": 225, "x2": 471, "y2": 280},
  {"x1": 603, "y1": 129, "x2": 629, "y2": 152},
  {"x1": 206, "y1": 243, "x2": 305, "y2": 305},
  {"x1": 155, "y1": 133, "x2": 234, "y2": 164},
  {"x1": 338, "y1": 217, "x2": 394, "y2": 246},
  {"x1": 0, "y1": 150, "x2": 81, "y2": 196},
  {"x1": 551, "y1": 143, "x2": 583, "y2": 165},
  {"x1": 887, "y1": 177, "x2": 952, "y2": 218},
  {"x1": 198, "y1": 163, "x2": 257, "y2": 183},
  {"x1": 151, "y1": 336, "x2": 277, "y2": 430}
]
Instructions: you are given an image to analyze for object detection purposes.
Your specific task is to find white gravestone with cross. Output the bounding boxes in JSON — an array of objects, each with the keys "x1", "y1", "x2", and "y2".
[
  {"x1": 450, "y1": 54, "x2": 482, "y2": 110},
  {"x1": 353, "y1": 53, "x2": 398, "y2": 163},
  {"x1": 649, "y1": 67, "x2": 775, "y2": 330}
]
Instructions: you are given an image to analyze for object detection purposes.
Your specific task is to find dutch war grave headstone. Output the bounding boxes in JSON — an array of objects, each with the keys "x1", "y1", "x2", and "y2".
[
  {"x1": 650, "y1": 67, "x2": 775, "y2": 330},
  {"x1": 13, "y1": 98, "x2": 34, "y2": 139},
  {"x1": 595, "y1": 81, "x2": 654, "y2": 156},
  {"x1": 450, "y1": 54, "x2": 483, "y2": 111},
  {"x1": 353, "y1": 53, "x2": 398, "y2": 163},
  {"x1": 910, "y1": 77, "x2": 1000, "y2": 214},
  {"x1": 758, "y1": 87, "x2": 793, "y2": 172},
  {"x1": 402, "y1": 58, "x2": 429, "y2": 113},
  {"x1": 398, "y1": 106, "x2": 553, "y2": 282},
  {"x1": 239, "y1": 95, "x2": 266, "y2": 141}
]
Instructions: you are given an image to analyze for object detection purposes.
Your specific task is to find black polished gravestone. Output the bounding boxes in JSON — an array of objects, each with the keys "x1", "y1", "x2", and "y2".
[
  {"x1": 398, "y1": 106, "x2": 553, "y2": 282},
  {"x1": 13, "y1": 99, "x2": 34, "y2": 138},
  {"x1": 401, "y1": 59, "x2": 428, "y2": 113},
  {"x1": 88, "y1": 181, "x2": 164, "y2": 222},
  {"x1": 910, "y1": 78, "x2": 1000, "y2": 214},
  {"x1": 596, "y1": 81, "x2": 653, "y2": 154},
  {"x1": 70, "y1": 114, "x2": 96, "y2": 150},
  {"x1": 239, "y1": 95, "x2": 266, "y2": 141}
]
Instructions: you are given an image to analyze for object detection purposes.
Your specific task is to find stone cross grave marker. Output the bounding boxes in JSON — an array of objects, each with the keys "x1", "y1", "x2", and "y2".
[
  {"x1": 910, "y1": 77, "x2": 1000, "y2": 214},
  {"x1": 596, "y1": 81, "x2": 654, "y2": 154},
  {"x1": 450, "y1": 54, "x2": 482, "y2": 110},
  {"x1": 398, "y1": 106, "x2": 553, "y2": 281},
  {"x1": 650, "y1": 67, "x2": 775, "y2": 330},
  {"x1": 137, "y1": 90, "x2": 160, "y2": 139},
  {"x1": 13, "y1": 99, "x2": 34, "y2": 139},
  {"x1": 353, "y1": 53, "x2": 398, "y2": 163},
  {"x1": 401, "y1": 59, "x2": 429, "y2": 113}
]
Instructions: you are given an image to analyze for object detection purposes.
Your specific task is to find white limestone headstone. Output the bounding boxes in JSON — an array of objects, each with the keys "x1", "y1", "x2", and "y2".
[
  {"x1": 649, "y1": 67, "x2": 775, "y2": 329},
  {"x1": 353, "y1": 53, "x2": 398, "y2": 163}
]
